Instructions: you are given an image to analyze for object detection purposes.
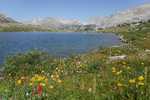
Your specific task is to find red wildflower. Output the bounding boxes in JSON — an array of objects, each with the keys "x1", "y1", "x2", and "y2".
[{"x1": 37, "y1": 83, "x2": 43, "y2": 96}]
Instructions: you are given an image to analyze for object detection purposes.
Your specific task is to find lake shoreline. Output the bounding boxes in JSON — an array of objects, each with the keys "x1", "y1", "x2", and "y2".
[{"x1": 0, "y1": 32, "x2": 121, "y2": 65}]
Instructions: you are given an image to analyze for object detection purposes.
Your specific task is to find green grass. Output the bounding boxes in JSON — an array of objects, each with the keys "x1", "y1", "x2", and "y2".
[
  {"x1": 97, "y1": 21, "x2": 150, "y2": 49},
  {"x1": 0, "y1": 47, "x2": 149, "y2": 100},
  {"x1": 0, "y1": 23, "x2": 55, "y2": 32}
]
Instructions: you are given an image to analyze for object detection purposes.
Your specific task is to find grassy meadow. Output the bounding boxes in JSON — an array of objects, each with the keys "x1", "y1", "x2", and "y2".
[{"x1": 0, "y1": 22, "x2": 150, "y2": 100}]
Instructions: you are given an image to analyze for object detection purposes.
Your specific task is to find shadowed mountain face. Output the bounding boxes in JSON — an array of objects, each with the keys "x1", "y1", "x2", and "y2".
[
  {"x1": 88, "y1": 3, "x2": 150, "y2": 28},
  {"x1": 0, "y1": 14, "x2": 17, "y2": 24}
]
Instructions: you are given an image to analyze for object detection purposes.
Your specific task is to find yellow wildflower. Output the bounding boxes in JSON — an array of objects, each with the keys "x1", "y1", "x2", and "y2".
[
  {"x1": 122, "y1": 61, "x2": 126, "y2": 65},
  {"x1": 117, "y1": 82, "x2": 123, "y2": 87},
  {"x1": 37, "y1": 76, "x2": 44, "y2": 81},
  {"x1": 31, "y1": 77, "x2": 35, "y2": 82},
  {"x1": 57, "y1": 79, "x2": 62, "y2": 83},
  {"x1": 41, "y1": 83, "x2": 46, "y2": 86},
  {"x1": 129, "y1": 79, "x2": 136, "y2": 84},
  {"x1": 56, "y1": 74, "x2": 59, "y2": 78},
  {"x1": 138, "y1": 82, "x2": 144, "y2": 86},
  {"x1": 141, "y1": 62, "x2": 144, "y2": 65},
  {"x1": 16, "y1": 79, "x2": 22, "y2": 85},
  {"x1": 49, "y1": 85, "x2": 54, "y2": 89},
  {"x1": 138, "y1": 76, "x2": 144, "y2": 81},
  {"x1": 116, "y1": 70, "x2": 122, "y2": 75},
  {"x1": 30, "y1": 75, "x2": 47, "y2": 83},
  {"x1": 112, "y1": 67, "x2": 116, "y2": 73},
  {"x1": 29, "y1": 82, "x2": 33, "y2": 86}
]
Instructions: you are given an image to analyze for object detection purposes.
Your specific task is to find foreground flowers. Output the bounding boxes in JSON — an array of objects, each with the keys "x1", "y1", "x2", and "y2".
[
  {"x1": 117, "y1": 82, "x2": 124, "y2": 87},
  {"x1": 138, "y1": 82, "x2": 144, "y2": 86},
  {"x1": 137, "y1": 75, "x2": 145, "y2": 86},
  {"x1": 30, "y1": 74, "x2": 48, "y2": 84},
  {"x1": 129, "y1": 79, "x2": 136, "y2": 84},
  {"x1": 16, "y1": 79, "x2": 22, "y2": 85},
  {"x1": 1, "y1": 47, "x2": 149, "y2": 100},
  {"x1": 138, "y1": 76, "x2": 144, "y2": 81},
  {"x1": 37, "y1": 83, "x2": 43, "y2": 96}
]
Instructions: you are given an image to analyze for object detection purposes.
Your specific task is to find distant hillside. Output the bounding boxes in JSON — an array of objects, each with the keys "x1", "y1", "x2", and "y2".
[
  {"x1": 89, "y1": 3, "x2": 150, "y2": 28},
  {"x1": 0, "y1": 14, "x2": 54, "y2": 32},
  {"x1": 97, "y1": 20, "x2": 150, "y2": 49}
]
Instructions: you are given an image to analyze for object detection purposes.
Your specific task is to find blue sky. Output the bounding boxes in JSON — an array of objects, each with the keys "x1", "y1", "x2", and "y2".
[{"x1": 0, "y1": 0, "x2": 149, "y2": 21}]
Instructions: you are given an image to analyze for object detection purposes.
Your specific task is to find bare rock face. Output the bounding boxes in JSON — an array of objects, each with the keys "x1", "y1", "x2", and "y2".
[
  {"x1": 88, "y1": 3, "x2": 150, "y2": 28},
  {"x1": 109, "y1": 55, "x2": 127, "y2": 61}
]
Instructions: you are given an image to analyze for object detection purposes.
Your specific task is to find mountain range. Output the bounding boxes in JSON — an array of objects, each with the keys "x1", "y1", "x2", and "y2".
[
  {"x1": 88, "y1": 3, "x2": 150, "y2": 28},
  {"x1": 0, "y1": 3, "x2": 150, "y2": 31},
  {"x1": 23, "y1": 17, "x2": 81, "y2": 30}
]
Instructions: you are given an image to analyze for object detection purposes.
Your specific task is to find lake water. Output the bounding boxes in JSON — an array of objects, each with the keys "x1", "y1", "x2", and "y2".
[{"x1": 0, "y1": 32, "x2": 121, "y2": 64}]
